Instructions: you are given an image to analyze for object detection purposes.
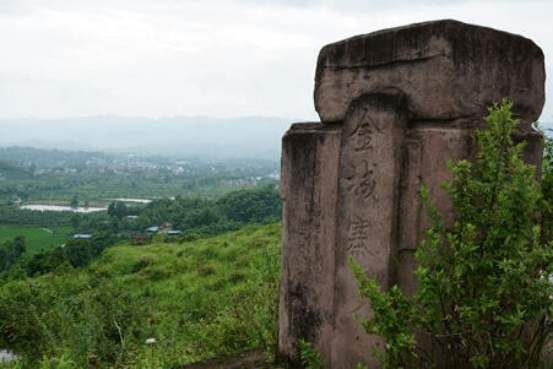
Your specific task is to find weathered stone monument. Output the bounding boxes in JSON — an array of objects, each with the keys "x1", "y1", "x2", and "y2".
[{"x1": 279, "y1": 19, "x2": 545, "y2": 368}]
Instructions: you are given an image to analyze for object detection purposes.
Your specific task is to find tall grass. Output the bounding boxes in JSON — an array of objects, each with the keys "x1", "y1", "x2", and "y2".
[{"x1": 0, "y1": 222, "x2": 281, "y2": 368}]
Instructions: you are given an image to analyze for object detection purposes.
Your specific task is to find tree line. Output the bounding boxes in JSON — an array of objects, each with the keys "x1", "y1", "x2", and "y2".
[{"x1": 0, "y1": 184, "x2": 282, "y2": 279}]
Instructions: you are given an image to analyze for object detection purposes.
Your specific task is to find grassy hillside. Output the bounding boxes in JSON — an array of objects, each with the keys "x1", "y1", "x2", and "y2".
[
  {"x1": 0, "y1": 226, "x2": 72, "y2": 254},
  {"x1": 0, "y1": 222, "x2": 281, "y2": 368}
]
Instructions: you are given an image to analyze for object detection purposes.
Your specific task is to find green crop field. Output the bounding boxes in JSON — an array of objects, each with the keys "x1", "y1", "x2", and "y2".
[{"x1": 0, "y1": 226, "x2": 73, "y2": 254}]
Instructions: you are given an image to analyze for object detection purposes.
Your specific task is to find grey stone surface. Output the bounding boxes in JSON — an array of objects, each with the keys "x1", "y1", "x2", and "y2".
[
  {"x1": 279, "y1": 19, "x2": 545, "y2": 369},
  {"x1": 314, "y1": 19, "x2": 545, "y2": 125}
]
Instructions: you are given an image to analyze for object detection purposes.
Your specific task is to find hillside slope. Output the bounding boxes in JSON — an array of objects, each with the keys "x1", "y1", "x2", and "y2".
[{"x1": 0, "y1": 223, "x2": 282, "y2": 368}]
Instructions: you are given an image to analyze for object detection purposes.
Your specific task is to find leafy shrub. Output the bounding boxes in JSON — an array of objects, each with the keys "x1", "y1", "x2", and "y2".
[
  {"x1": 350, "y1": 100, "x2": 553, "y2": 368},
  {"x1": 299, "y1": 339, "x2": 324, "y2": 369},
  {"x1": 0, "y1": 280, "x2": 52, "y2": 362},
  {"x1": 130, "y1": 256, "x2": 157, "y2": 273},
  {"x1": 16, "y1": 240, "x2": 95, "y2": 278}
]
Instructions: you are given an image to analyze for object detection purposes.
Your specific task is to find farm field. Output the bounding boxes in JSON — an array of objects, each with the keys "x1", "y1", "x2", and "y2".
[
  {"x1": 0, "y1": 226, "x2": 73, "y2": 254},
  {"x1": 15, "y1": 178, "x2": 267, "y2": 203}
]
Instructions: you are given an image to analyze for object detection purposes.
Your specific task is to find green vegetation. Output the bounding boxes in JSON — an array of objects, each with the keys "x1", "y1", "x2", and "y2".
[
  {"x1": 0, "y1": 146, "x2": 278, "y2": 203},
  {"x1": 0, "y1": 236, "x2": 26, "y2": 275},
  {"x1": 0, "y1": 226, "x2": 72, "y2": 254},
  {"x1": 350, "y1": 100, "x2": 553, "y2": 368},
  {"x1": 0, "y1": 223, "x2": 281, "y2": 368},
  {"x1": 217, "y1": 186, "x2": 282, "y2": 224},
  {"x1": 127, "y1": 184, "x2": 282, "y2": 236},
  {"x1": 0, "y1": 185, "x2": 282, "y2": 279},
  {"x1": 0, "y1": 207, "x2": 75, "y2": 227},
  {"x1": 299, "y1": 339, "x2": 324, "y2": 369},
  {"x1": 69, "y1": 196, "x2": 79, "y2": 209},
  {"x1": 0, "y1": 177, "x2": 271, "y2": 203},
  {"x1": 0, "y1": 138, "x2": 284, "y2": 367},
  {"x1": 0, "y1": 161, "x2": 33, "y2": 181}
]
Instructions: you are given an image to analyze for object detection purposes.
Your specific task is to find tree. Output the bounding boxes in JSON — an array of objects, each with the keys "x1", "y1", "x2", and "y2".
[
  {"x1": 115, "y1": 201, "x2": 127, "y2": 219},
  {"x1": 107, "y1": 201, "x2": 116, "y2": 217},
  {"x1": 184, "y1": 207, "x2": 219, "y2": 228},
  {"x1": 70, "y1": 195, "x2": 79, "y2": 209},
  {"x1": 70, "y1": 213, "x2": 80, "y2": 228},
  {"x1": 0, "y1": 246, "x2": 8, "y2": 272},
  {"x1": 217, "y1": 184, "x2": 282, "y2": 224},
  {"x1": 350, "y1": 100, "x2": 553, "y2": 369},
  {"x1": 63, "y1": 240, "x2": 93, "y2": 268},
  {"x1": 0, "y1": 236, "x2": 26, "y2": 274},
  {"x1": 11, "y1": 236, "x2": 26, "y2": 258},
  {"x1": 107, "y1": 201, "x2": 127, "y2": 219}
]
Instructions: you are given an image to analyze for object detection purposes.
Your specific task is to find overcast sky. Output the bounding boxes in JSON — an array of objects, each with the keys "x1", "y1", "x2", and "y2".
[{"x1": 1, "y1": 0, "x2": 552, "y2": 124}]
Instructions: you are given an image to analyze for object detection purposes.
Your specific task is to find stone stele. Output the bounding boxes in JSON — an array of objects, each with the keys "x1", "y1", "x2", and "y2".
[{"x1": 279, "y1": 19, "x2": 545, "y2": 369}]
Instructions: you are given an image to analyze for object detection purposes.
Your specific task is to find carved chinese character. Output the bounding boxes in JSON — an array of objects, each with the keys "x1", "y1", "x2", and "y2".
[
  {"x1": 350, "y1": 108, "x2": 373, "y2": 151},
  {"x1": 347, "y1": 216, "x2": 371, "y2": 257},
  {"x1": 346, "y1": 160, "x2": 376, "y2": 201}
]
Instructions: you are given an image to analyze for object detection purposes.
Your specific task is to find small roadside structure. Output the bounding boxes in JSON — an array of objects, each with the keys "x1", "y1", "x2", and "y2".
[
  {"x1": 145, "y1": 223, "x2": 181, "y2": 239},
  {"x1": 124, "y1": 215, "x2": 139, "y2": 222},
  {"x1": 145, "y1": 226, "x2": 158, "y2": 234},
  {"x1": 72, "y1": 234, "x2": 92, "y2": 240},
  {"x1": 159, "y1": 222, "x2": 173, "y2": 235}
]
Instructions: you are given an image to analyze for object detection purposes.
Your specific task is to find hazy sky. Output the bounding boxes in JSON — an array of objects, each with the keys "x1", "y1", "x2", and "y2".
[{"x1": 1, "y1": 0, "x2": 552, "y2": 123}]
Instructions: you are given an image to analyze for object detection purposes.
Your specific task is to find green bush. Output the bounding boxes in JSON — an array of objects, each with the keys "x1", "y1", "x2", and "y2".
[
  {"x1": 0, "y1": 236, "x2": 26, "y2": 274},
  {"x1": 350, "y1": 100, "x2": 553, "y2": 368},
  {"x1": 299, "y1": 338, "x2": 324, "y2": 369}
]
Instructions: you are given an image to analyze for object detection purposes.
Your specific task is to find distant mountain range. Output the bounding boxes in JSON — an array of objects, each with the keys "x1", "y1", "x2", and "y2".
[
  {"x1": 0, "y1": 116, "x2": 301, "y2": 160},
  {"x1": 2, "y1": 116, "x2": 550, "y2": 160}
]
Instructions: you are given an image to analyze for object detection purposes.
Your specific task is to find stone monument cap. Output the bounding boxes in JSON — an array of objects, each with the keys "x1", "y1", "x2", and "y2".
[{"x1": 315, "y1": 19, "x2": 545, "y2": 126}]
